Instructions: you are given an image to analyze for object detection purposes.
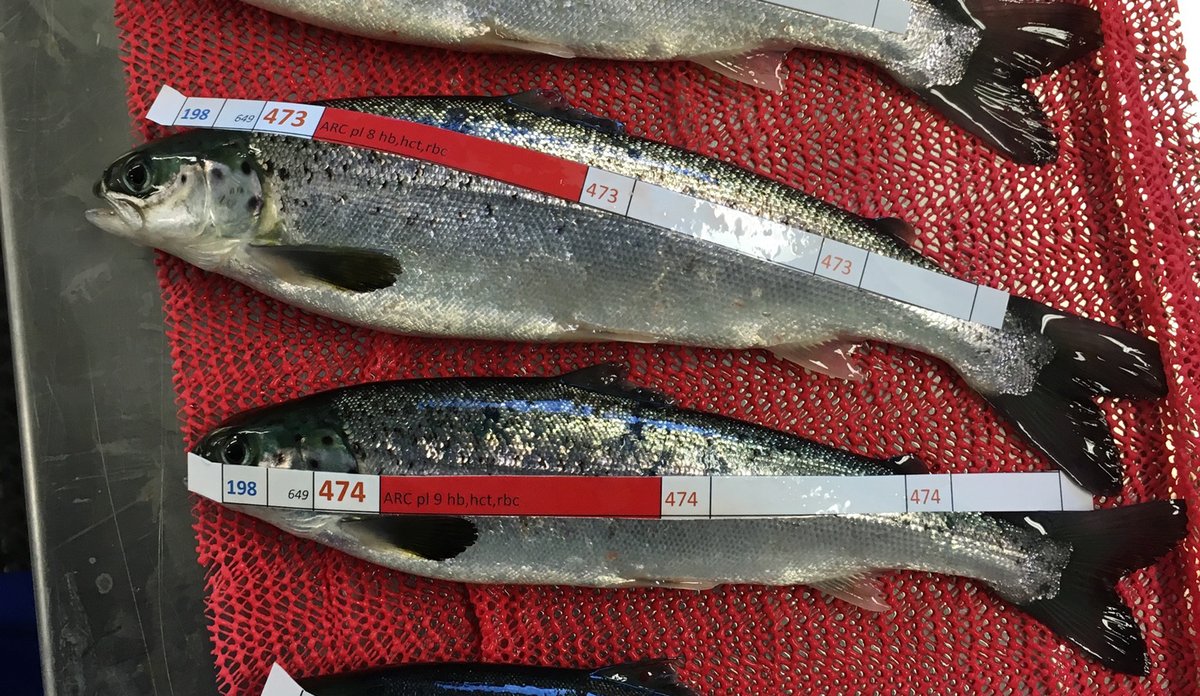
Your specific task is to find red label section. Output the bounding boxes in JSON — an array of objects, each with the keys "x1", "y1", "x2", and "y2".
[
  {"x1": 378, "y1": 476, "x2": 662, "y2": 518},
  {"x1": 313, "y1": 109, "x2": 589, "y2": 201}
]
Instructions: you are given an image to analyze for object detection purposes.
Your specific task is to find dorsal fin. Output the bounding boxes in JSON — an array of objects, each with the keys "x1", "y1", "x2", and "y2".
[
  {"x1": 556, "y1": 364, "x2": 674, "y2": 407},
  {"x1": 591, "y1": 661, "x2": 698, "y2": 696},
  {"x1": 504, "y1": 89, "x2": 625, "y2": 135},
  {"x1": 870, "y1": 216, "x2": 920, "y2": 249}
]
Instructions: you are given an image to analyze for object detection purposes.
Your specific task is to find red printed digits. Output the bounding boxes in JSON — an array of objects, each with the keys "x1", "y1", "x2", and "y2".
[
  {"x1": 820, "y1": 254, "x2": 853, "y2": 276},
  {"x1": 585, "y1": 182, "x2": 620, "y2": 204}
]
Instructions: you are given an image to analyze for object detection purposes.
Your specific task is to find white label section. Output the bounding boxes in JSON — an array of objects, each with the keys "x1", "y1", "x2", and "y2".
[
  {"x1": 950, "y1": 472, "x2": 1087, "y2": 512},
  {"x1": 222, "y1": 464, "x2": 268, "y2": 505},
  {"x1": 175, "y1": 97, "x2": 226, "y2": 128},
  {"x1": 760, "y1": 0, "x2": 911, "y2": 33},
  {"x1": 711, "y1": 475, "x2": 906, "y2": 516},
  {"x1": 186, "y1": 452, "x2": 223, "y2": 501},
  {"x1": 313, "y1": 472, "x2": 380, "y2": 513},
  {"x1": 627, "y1": 181, "x2": 824, "y2": 273},
  {"x1": 859, "y1": 254, "x2": 977, "y2": 321},
  {"x1": 903, "y1": 473, "x2": 953, "y2": 511},
  {"x1": 970, "y1": 285, "x2": 1010, "y2": 327},
  {"x1": 146, "y1": 85, "x2": 187, "y2": 125},
  {"x1": 261, "y1": 663, "x2": 314, "y2": 696},
  {"x1": 814, "y1": 239, "x2": 868, "y2": 286},
  {"x1": 580, "y1": 168, "x2": 635, "y2": 215},
  {"x1": 254, "y1": 101, "x2": 326, "y2": 137},
  {"x1": 660, "y1": 476, "x2": 711, "y2": 518},
  {"x1": 267, "y1": 469, "x2": 316, "y2": 510},
  {"x1": 214, "y1": 99, "x2": 268, "y2": 130}
]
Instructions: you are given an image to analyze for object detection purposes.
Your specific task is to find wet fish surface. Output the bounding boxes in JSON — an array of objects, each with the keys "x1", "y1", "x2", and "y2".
[
  {"x1": 88, "y1": 91, "x2": 1166, "y2": 495},
  {"x1": 240, "y1": 0, "x2": 1103, "y2": 162},
  {"x1": 297, "y1": 660, "x2": 699, "y2": 696},
  {"x1": 192, "y1": 366, "x2": 1188, "y2": 675}
]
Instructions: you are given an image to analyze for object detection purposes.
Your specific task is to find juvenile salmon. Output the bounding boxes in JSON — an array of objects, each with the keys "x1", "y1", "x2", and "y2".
[
  {"x1": 240, "y1": 0, "x2": 1103, "y2": 163},
  {"x1": 192, "y1": 366, "x2": 1188, "y2": 675},
  {"x1": 88, "y1": 91, "x2": 1166, "y2": 494}
]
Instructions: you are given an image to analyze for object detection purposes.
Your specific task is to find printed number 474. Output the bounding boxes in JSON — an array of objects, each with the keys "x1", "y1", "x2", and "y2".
[
  {"x1": 664, "y1": 491, "x2": 698, "y2": 507},
  {"x1": 909, "y1": 488, "x2": 941, "y2": 505}
]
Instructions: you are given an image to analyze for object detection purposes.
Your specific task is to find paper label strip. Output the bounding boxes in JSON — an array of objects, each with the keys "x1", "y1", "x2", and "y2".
[
  {"x1": 763, "y1": 0, "x2": 911, "y2": 33},
  {"x1": 145, "y1": 86, "x2": 1010, "y2": 329},
  {"x1": 190, "y1": 454, "x2": 1093, "y2": 517}
]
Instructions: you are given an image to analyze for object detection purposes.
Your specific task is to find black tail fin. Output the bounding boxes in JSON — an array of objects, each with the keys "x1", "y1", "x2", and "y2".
[
  {"x1": 995, "y1": 501, "x2": 1187, "y2": 675},
  {"x1": 915, "y1": 0, "x2": 1103, "y2": 164},
  {"x1": 984, "y1": 297, "x2": 1166, "y2": 495}
]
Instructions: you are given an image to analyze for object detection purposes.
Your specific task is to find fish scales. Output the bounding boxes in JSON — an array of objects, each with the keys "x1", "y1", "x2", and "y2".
[
  {"x1": 89, "y1": 93, "x2": 1167, "y2": 495},
  {"x1": 193, "y1": 370, "x2": 1187, "y2": 674},
  {"x1": 238, "y1": 0, "x2": 1105, "y2": 163},
  {"x1": 249, "y1": 96, "x2": 1047, "y2": 397}
]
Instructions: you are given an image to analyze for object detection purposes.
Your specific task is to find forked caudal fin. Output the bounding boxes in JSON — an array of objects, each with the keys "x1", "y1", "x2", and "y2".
[
  {"x1": 994, "y1": 501, "x2": 1187, "y2": 675},
  {"x1": 915, "y1": 0, "x2": 1103, "y2": 164},
  {"x1": 985, "y1": 297, "x2": 1166, "y2": 496}
]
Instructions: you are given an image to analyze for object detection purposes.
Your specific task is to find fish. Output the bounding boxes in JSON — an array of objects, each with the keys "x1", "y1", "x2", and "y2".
[
  {"x1": 237, "y1": 0, "x2": 1102, "y2": 163},
  {"x1": 190, "y1": 365, "x2": 1189, "y2": 675},
  {"x1": 87, "y1": 91, "x2": 1166, "y2": 495},
  {"x1": 294, "y1": 660, "x2": 699, "y2": 696}
]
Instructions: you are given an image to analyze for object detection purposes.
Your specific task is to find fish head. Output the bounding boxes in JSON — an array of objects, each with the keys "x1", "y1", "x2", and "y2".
[
  {"x1": 86, "y1": 130, "x2": 268, "y2": 270},
  {"x1": 193, "y1": 402, "x2": 358, "y2": 474}
]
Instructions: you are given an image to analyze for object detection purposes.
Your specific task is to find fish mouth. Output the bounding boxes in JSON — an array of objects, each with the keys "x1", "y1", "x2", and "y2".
[{"x1": 84, "y1": 197, "x2": 142, "y2": 238}]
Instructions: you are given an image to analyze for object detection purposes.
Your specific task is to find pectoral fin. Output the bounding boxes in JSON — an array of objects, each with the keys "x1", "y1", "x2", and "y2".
[
  {"x1": 248, "y1": 244, "x2": 402, "y2": 292},
  {"x1": 770, "y1": 342, "x2": 865, "y2": 381},
  {"x1": 693, "y1": 50, "x2": 788, "y2": 91},
  {"x1": 338, "y1": 515, "x2": 478, "y2": 561},
  {"x1": 811, "y1": 572, "x2": 890, "y2": 612}
]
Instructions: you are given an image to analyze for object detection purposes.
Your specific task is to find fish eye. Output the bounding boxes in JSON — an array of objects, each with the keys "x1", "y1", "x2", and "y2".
[
  {"x1": 220, "y1": 434, "x2": 253, "y2": 466},
  {"x1": 121, "y1": 159, "x2": 152, "y2": 195}
]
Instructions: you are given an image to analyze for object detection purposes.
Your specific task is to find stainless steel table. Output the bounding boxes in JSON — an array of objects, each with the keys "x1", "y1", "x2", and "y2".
[{"x1": 0, "y1": 2, "x2": 214, "y2": 694}]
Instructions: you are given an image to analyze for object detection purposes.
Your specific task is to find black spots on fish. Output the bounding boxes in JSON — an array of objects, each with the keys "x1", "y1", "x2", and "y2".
[
  {"x1": 241, "y1": 161, "x2": 253, "y2": 175},
  {"x1": 403, "y1": 213, "x2": 421, "y2": 227},
  {"x1": 481, "y1": 406, "x2": 503, "y2": 423},
  {"x1": 370, "y1": 205, "x2": 383, "y2": 216},
  {"x1": 483, "y1": 203, "x2": 496, "y2": 219},
  {"x1": 324, "y1": 165, "x2": 334, "y2": 181},
  {"x1": 211, "y1": 168, "x2": 224, "y2": 182},
  {"x1": 180, "y1": 173, "x2": 188, "y2": 184},
  {"x1": 306, "y1": 458, "x2": 320, "y2": 469},
  {"x1": 626, "y1": 147, "x2": 643, "y2": 159},
  {"x1": 277, "y1": 167, "x2": 290, "y2": 181},
  {"x1": 627, "y1": 419, "x2": 646, "y2": 441},
  {"x1": 247, "y1": 195, "x2": 262, "y2": 214},
  {"x1": 321, "y1": 435, "x2": 334, "y2": 446}
]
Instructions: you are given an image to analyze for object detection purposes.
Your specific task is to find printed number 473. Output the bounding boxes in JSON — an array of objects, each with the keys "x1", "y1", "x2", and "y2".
[
  {"x1": 585, "y1": 182, "x2": 620, "y2": 205},
  {"x1": 820, "y1": 254, "x2": 853, "y2": 276},
  {"x1": 261, "y1": 107, "x2": 308, "y2": 128}
]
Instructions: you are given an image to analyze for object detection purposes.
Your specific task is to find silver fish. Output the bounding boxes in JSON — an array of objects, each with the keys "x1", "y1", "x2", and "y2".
[
  {"x1": 191, "y1": 366, "x2": 1188, "y2": 675},
  {"x1": 239, "y1": 0, "x2": 1102, "y2": 163},
  {"x1": 87, "y1": 91, "x2": 1164, "y2": 495}
]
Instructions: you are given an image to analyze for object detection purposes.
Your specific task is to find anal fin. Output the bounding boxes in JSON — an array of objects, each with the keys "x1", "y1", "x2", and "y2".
[
  {"x1": 693, "y1": 51, "x2": 787, "y2": 91},
  {"x1": 811, "y1": 572, "x2": 890, "y2": 612},
  {"x1": 770, "y1": 342, "x2": 865, "y2": 381}
]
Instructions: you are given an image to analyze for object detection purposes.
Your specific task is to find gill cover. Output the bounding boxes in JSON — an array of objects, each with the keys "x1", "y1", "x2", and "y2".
[{"x1": 87, "y1": 130, "x2": 266, "y2": 261}]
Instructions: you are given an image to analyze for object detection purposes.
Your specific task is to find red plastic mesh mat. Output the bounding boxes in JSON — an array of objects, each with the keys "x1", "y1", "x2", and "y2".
[{"x1": 113, "y1": 0, "x2": 1200, "y2": 693}]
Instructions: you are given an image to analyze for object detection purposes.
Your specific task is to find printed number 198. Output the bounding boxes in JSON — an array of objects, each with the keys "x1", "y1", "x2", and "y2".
[{"x1": 261, "y1": 107, "x2": 308, "y2": 128}]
